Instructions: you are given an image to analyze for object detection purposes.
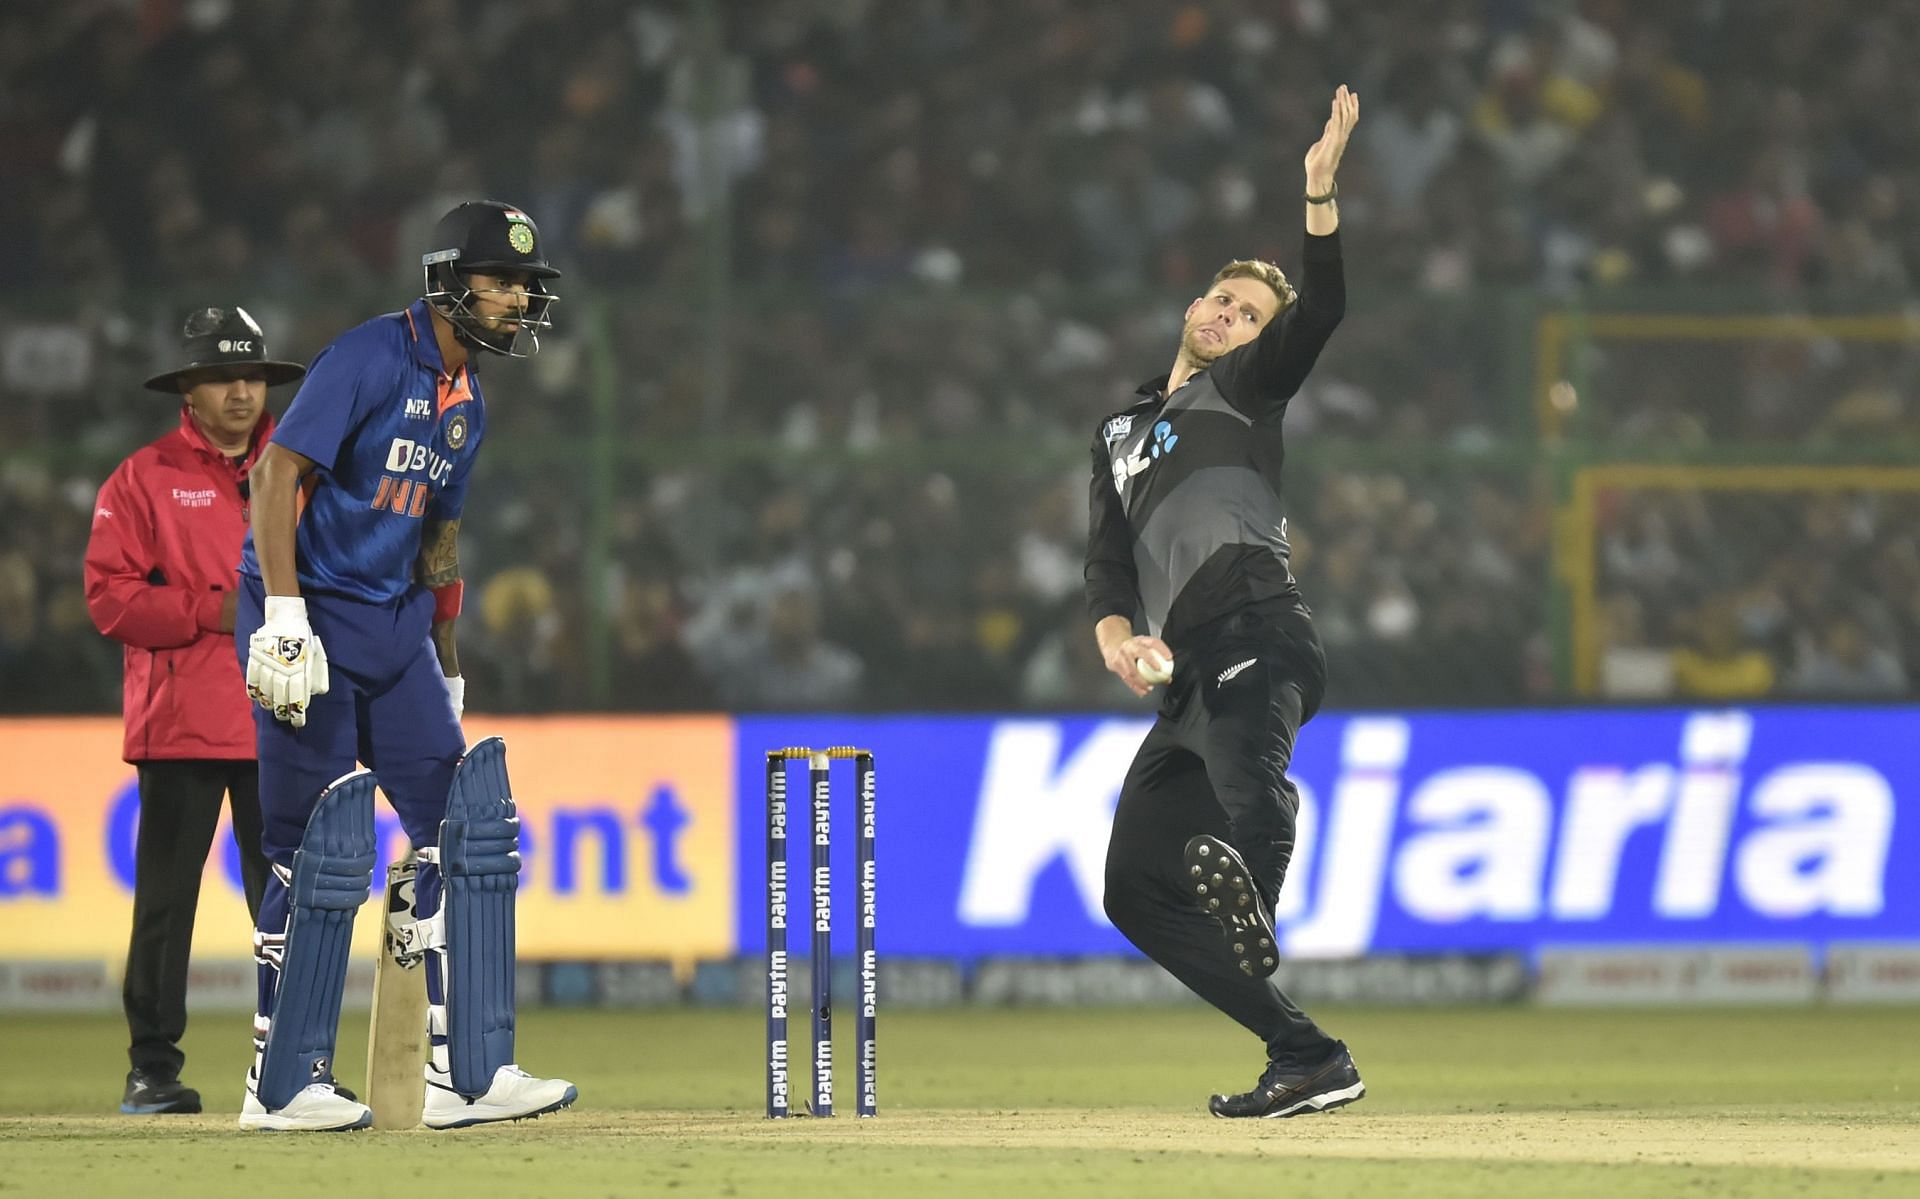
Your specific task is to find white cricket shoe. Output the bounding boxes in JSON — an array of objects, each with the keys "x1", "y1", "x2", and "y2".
[
  {"x1": 423, "y1": 1063, "x2": 578, "y2": 1129},
  {"x1": 238, "y1": 1074, "x2": 373, "y2": 1132}
]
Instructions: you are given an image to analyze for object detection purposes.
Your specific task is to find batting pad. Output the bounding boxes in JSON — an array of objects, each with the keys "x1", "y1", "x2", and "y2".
[
  {"x1": 257, "y1": 769, "x2": 377, "y2": 1111},
  {"x1": 438, "y1": 736, "x2": 521, "y2": 1096}
]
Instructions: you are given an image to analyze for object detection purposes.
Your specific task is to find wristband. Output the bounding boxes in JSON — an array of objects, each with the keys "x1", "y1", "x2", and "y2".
[
  {"x1": 263, "y1": 595, "x2": 308, "y2": 624},
  {"x1": 1305, "y1": 183, "x2": 1338, "y2": 204},
  {"x1": 431, "y1": 580, "x2": 463, "y2": 623}
]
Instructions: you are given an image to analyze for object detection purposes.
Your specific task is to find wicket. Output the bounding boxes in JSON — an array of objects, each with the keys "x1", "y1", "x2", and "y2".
[{"x1": 765, "y1": 747, "x2": 877, "y2": 1119}]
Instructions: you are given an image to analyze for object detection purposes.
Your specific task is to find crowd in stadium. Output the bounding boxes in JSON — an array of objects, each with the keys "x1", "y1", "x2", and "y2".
[{"x1": 5, "y1": 0, "x2": 1919, "y2": 711}]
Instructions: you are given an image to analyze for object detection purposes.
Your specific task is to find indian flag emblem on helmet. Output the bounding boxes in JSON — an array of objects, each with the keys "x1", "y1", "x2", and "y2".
[{"x1": 508, "y1": 222, "x2": 535, "y2": 254}]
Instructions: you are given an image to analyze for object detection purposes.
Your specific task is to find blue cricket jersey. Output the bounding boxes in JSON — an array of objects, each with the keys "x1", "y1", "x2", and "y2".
[{"x1": 241, "y1": 299, "x2": 486, "y2": 604}]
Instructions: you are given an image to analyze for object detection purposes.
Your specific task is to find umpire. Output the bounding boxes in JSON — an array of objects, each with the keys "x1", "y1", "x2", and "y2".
[{"x1": 83, "y1": 308, "x2": 305, "y2": 1114}]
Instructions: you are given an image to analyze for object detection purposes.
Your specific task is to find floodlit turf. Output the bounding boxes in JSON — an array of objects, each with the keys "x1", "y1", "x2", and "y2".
[{"x1": 3, "y1": 1006, "x2": 1915, "y2": 1197}]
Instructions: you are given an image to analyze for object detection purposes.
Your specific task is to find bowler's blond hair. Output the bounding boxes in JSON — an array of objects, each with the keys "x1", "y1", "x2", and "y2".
[{"x1": 1212, "y1": 259, "x2": 1296, "y2": 312}]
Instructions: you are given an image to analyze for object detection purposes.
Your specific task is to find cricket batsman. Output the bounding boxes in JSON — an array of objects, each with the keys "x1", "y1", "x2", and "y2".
[{"x1": 234, "y1": 200, "x2": 577, "y2": 1131}]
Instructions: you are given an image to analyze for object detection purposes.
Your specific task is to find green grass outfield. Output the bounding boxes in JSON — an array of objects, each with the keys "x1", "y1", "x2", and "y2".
[{"x1": 3, "y1": 1006, "x2": 1915, "y2": 1197}]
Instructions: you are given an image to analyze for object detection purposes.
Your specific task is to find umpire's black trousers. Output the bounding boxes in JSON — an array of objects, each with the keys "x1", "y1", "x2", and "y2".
[
  {"x1": 124, "y1": 760, "x2": 269, "y2": 1079},
  {"x1": 1103, "y1": 600, "x2": 1338, "y2": 1062}
]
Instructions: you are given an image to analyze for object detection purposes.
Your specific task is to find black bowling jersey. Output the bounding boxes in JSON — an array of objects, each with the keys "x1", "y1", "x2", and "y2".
[{"x1": 1085, "y1": 231, "x2": 1345, "y2": 653}]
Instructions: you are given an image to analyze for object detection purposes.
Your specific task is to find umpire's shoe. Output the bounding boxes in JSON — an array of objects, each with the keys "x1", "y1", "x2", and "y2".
[
  {"x1": 1184, "y1": 834, "x2": 1278, "y2": 979},
  {"x1": 120, "y1": 1068, "x2": 202, "y2": 1114},
  {"x1": 1209, "y1": 1042, "x2": 1366, "y2": 1119}
]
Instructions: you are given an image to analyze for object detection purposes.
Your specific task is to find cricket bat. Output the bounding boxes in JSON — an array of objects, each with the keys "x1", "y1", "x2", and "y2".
[{"x1": 366, "y1": 857, "x2": 430, "y2": 1129}]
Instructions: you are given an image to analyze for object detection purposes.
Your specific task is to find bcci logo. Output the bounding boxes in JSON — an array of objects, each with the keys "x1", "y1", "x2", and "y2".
[
  {"x1": 446, "y1": 414, "x2": 469, "y2": 450},
  {"x1": 507, "y1": 223, "x2": 535, "y2": 255}
]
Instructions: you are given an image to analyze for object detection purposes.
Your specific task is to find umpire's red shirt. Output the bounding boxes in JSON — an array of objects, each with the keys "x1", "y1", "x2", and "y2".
[{"x1": 84, "y1": 408, "x2": 274, "y2": 762}]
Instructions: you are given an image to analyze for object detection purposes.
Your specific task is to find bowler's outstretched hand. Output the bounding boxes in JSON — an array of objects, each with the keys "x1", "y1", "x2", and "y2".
[{"x1": 1305, "y1": 85, "x2": 1360, "y2": 191}]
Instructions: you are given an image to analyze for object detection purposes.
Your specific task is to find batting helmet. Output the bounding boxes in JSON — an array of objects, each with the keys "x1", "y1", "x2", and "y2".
[{"x1": 421, "y1": 201, "x2": 561, "y2": 358}]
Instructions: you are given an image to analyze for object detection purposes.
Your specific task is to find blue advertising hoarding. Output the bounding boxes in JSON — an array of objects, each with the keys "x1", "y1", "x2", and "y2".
[{"x1": 735, "y1": 708, "x2": 1914, "y2": 960}]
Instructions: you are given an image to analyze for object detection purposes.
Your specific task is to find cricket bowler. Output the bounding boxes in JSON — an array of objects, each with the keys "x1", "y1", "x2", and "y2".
[{"x1": 1086, "y1": 88, "x2": 1367, "y2": 1118}]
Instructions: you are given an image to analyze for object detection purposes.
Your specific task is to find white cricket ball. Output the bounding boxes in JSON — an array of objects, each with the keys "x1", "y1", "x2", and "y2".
[{"x1": 1136, "y1": 651, "x2": 1174, "y2": 686}]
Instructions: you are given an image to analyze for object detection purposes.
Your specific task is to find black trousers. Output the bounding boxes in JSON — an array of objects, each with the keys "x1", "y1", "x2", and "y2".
[
  {"x1": 124, "y1": 759, "x2": 270, "y2": 1078},
  {"x1": 1103, "y1": 601, "x2": 1336, "y2": 1061}
]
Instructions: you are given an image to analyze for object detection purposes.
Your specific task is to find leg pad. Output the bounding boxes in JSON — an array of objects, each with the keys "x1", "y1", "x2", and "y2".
[
  {"x1": 257, "y1": 770, "x2": 376, "y2": 1110},
  {"x1": 435, "y1": 737, "x2": 520, "y2": 1096}
]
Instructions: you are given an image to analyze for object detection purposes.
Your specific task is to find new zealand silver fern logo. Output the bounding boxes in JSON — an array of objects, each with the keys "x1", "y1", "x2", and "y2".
[{"x1": 1216, "y1": 658, "x2": 1258, "y2": 685}]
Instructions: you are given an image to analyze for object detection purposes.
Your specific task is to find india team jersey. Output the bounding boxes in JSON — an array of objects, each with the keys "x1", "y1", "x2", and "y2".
[{"x1": 240, "y1": 299, "x2": 485, "y2": 604}]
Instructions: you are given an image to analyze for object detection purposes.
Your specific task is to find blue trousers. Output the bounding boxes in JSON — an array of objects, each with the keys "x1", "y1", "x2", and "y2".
[{"x1": 235, "y1": 576, "x2": 463, "y2": 1073}]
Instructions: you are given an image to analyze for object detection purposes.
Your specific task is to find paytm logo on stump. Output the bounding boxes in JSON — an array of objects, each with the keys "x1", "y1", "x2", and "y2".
[{"x1": 956, "y1": 709, "x2": 1906, "y2": 956}]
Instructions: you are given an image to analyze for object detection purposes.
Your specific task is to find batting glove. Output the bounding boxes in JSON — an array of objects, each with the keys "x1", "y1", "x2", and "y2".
[{"x1": 245, "y1": 596, "x2": 330, "y2": 728}]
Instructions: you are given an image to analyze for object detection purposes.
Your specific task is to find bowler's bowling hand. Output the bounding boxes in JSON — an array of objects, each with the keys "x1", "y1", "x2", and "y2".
[{"x1": 1101, "y1": 631, "x2": 1175, "y2": 698}]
